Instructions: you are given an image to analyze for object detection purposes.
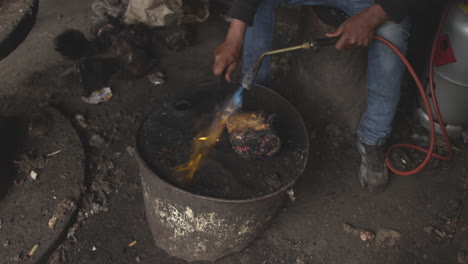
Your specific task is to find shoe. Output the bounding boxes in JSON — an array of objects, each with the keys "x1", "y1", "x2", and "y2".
[{"x1": 356, "y1": 139, "x2": 389, "y2": 192}]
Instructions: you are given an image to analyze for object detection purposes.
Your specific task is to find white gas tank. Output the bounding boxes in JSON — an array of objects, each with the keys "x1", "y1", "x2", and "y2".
[{"x1": 417, "y1": 0, "x2": 468, "y2": 135}]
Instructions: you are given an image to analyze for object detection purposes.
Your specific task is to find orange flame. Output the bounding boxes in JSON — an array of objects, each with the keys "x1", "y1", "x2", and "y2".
[
  {"x1": 174, "y1": 87, "x2": 244, "y2": 181},
  {"x1": 174, "y1": 112, "x2": 230, "y2": 181}
]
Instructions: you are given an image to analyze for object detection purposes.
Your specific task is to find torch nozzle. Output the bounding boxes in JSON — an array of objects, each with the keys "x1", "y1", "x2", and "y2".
[
  {"x1": 241, "y1": 59, "x2": 263, "y2": 90},
  {"x1": 240, "y1": 42, "x2": 312, "y2": 90},
  {"x1": 240, "y1": 37, "x2": 339, "y2": 90}
]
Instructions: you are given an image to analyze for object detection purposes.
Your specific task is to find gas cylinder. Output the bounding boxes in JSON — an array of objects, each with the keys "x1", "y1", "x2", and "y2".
[{"x1": 417, "y1": 0, "x2": 468, "y2": 136}]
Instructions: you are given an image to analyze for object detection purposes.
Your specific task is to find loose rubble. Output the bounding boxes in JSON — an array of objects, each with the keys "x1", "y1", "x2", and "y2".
[
  {"x1": 459, "y1": 251, "x2": 468, "y2": 264},
  {"x1": 27, "y1": 244, "x2": 39, "y2": 258},
  {"x1": 29, "y1": 170, "x2": 38, "y2": 181},
  {"x1": 343, "y1": 223, "x2": 375, "y2": 242},
  {"x1": 375, "y1": 229, "x2": 401, "y2": 248},
  {"x1": 74, "y1": 114, "x2": 88, "y2": 128}
]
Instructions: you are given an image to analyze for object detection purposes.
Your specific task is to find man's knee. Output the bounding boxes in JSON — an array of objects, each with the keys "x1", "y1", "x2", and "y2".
[{"x1": 375, "y1": 17, "x2": 411, "y2": 49}]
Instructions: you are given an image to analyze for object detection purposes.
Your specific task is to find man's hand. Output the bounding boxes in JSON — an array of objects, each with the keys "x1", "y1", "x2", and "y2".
[
  {"x1": 213, "y1": 19, "x2": 247, "y2": 82},
  {"x1": 326, "y1": 4, "x2": 389, "y2": 50}
]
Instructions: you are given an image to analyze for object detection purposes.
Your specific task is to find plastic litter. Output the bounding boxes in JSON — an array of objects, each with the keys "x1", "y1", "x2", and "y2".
[
  {"x1": 148, "y1": 71, "x2": 165, "y2": 86},
  {"x1": 287, "y1": 189, "x2": 296, "y2": 201},
  {"x1": 82, "y1": 87, "x2": 113, "y2": 104},
  {"x1": 30, "y1": 170, "x2": 38, "y2": 181},
  {"x1": 124, "y1": 0, "x2": 209, "y2": 27}
]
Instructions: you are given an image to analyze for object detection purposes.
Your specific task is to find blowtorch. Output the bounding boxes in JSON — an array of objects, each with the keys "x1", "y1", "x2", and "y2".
[{"x1": 241, "y1": 37, "x2": 339, "y2": 90}]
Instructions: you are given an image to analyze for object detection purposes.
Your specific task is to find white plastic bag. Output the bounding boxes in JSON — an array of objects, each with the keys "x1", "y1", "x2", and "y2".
[{"x1": 123, "y1": 0, "x2": 209, "y2": 27}]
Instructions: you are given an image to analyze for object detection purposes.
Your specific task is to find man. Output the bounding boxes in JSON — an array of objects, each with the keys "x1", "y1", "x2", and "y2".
[{"x1": 212, "y1": 0, "x2": 416, "y2": 192}]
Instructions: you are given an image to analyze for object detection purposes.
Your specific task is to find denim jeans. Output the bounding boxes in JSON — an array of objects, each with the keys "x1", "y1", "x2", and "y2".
[{"x1": 243, "y1": 0, "x2": 411, "y2": 146}]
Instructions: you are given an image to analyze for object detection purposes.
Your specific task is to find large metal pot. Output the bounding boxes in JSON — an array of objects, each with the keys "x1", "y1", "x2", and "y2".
[{"x1": 136, "y1": 83, "x2": 308, "y2": 262}]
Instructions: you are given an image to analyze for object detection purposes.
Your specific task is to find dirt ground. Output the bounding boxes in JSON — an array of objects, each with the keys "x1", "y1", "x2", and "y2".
[{"x1": 1, "y1": 0, "x2": 467, "y2": 263}]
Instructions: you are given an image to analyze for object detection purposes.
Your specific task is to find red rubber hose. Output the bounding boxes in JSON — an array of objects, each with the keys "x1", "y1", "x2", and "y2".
[{"x1": 376, "y1": 4, "x2": 453, "y2": 176}]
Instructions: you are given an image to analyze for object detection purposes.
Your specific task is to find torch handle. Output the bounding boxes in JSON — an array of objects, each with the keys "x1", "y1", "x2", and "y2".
[
  {"x1": 218, "y1": 68, "x2": 228, "y2": 90},
  {"x1": 314, "y1": 37, "x2": 340, "y2": 47}
]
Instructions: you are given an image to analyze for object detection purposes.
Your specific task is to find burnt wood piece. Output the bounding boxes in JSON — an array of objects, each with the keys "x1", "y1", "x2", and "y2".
[{"x1": 226, "y1": 112, "x2": 281, "y2": 160}]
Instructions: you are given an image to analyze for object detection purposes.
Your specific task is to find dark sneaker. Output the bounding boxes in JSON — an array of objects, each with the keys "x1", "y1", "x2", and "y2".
[{"x1": 356, "y1": 139, "x2": 389, "y2": 192}]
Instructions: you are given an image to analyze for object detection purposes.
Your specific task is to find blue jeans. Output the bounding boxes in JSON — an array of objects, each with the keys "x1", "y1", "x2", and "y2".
[{"x1": 243, "y1": 0, "x2": 411, "y2": 146}]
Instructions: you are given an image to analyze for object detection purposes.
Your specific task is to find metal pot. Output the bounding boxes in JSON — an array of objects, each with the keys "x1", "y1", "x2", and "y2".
[{"x1": 136, "y1": 82, "x2": 309, "y2": 262}]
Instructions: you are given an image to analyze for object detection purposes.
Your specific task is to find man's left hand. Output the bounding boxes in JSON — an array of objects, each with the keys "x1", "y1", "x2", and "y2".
[{"x1": 326, "y1": 4, "x2": 389, "y2": 50}]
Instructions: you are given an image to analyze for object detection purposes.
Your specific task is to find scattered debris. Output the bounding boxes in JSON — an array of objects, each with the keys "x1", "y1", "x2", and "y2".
[
  {"x1": 126, "y1": 146, "x2": 135, "y2": 156},
  {"x1": 27, "y1": 244, "x2": 39, "y2": 257},
  {"x1": 91, "y1": 0, "x2": 128, "y2": 25},
  {"x1": 463, "y1": 130, "x2": 468, "y2": 145},
  {"x1": 46, "y1": 150, "x2": 62, "y2": 157},
  {"x1": 147, "y1": 71, "x2": 165, "y2": 86},
  {"x1": 343, "y1": 225, "x2": 400, "y2": 247},
  {"x1": 86, "y1": 198, "x2": 109, "y2": 216},
  {"x1": 10, "y1": 255, "x2": 21, "y2": 262},
  {"x1": 296, "y1": 256, "x2": 306, "y2": 264},
  {"x1": 57, "y1": 199, "x2": 77, "y2": 217},
  {"x1": 424, "y1": 225, "x2": 434, "y2": 233},
  {"x1": 128, "y1": 240, "x2": 137, "y2": 247},
  {"x1": 343, "y1": 223, "x2": 375, "y2": 242},
  {"x1": 124, "y1": 0, "x2": 209, "y2": 27},
  {"x1": 425, "y1": 199, "x2": 463, "y2": 242},
  {"x1": 47, "y1": 199, "x2": 77, "y2": 232},
  {"x1": 92, "y1": 245, "x2": 97, "y2": 251},
  {"x1": 89, "y1": 134, "x2": 106, "y2": 148},
  {"x1": 287, "y1": 189, "x2": 296, "y2": 201},
  {"x1": 458, "y1": 251, "x2": 468, "y2": 264},
  {"x1": 375, "y1": 229, "x2": 401, "y2": 248},
  {"x1": 14, "y1": 148, "x2": 63, "y2": 180},
  {"x1": 135, "y1": 256, "x2": 142, "y2": 263},
  {"x1": 159, "y1": 22, "x2": 193, "y2": 51},
  {"x1": 82, "y1": 87, "x2": 113, "y2": 104},
  {"x1": 360, "y1": 232, "x2": 376, "y2": 242},
  {"x1": 3, "y1": 240, "x2": 10, "y2": 248},
  {"x1": 434, "y1": 228, "x2": 447, "y2": 239},
  {"x1": 48, "y1": 216, "x2": 58, "y2": 231},
  {"x1": 74, "y1": 114, "x2": 88, "y2": 128},
  {"x1": 48, "y1": 246, "x2": 67, "y2": 264},
  {"x1": 29, "y1": 170, "x2": 38, "y2": 181}
]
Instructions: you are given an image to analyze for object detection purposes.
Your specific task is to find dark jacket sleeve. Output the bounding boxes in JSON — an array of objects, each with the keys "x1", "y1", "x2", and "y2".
[
  {"x1": 228, "y1": 0, "x2": 262, "y2": 26},
  {"x1": 376, "y1": 0, "x2": 417, "y2": 23}
]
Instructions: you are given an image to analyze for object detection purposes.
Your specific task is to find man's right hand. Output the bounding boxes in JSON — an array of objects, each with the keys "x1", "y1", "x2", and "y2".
[{"x1": 213, "y1": 19, "x2": 247, "y2": 82}]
